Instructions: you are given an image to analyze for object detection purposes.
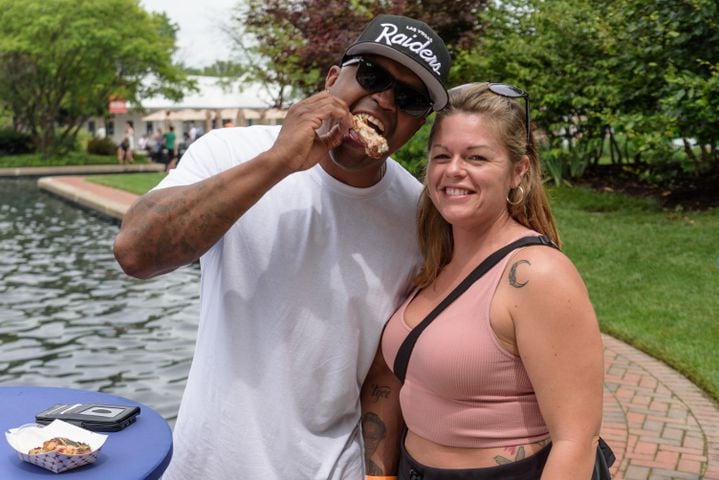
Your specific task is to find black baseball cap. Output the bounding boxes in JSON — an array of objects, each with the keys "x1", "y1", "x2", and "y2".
[{"x1": 342, "y1": 14, "x2": 451, "y2": 111}]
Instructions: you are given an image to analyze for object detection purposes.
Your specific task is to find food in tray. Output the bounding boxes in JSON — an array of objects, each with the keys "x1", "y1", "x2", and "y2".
[
  {"x1": 28, "y1": 436, "x2": 93, "y2": 455},
  {"x1": 353, "y1": 113, "x2": 388, "y2": 159}
]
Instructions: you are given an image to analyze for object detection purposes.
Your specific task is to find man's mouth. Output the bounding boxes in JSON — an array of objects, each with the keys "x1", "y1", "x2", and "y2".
[
  {"x1": 354, "y1": 113, "x2": 385, "y2": 135},
  {"x1": 350, "y1": 113, "x2": 389, "y2": 159}
]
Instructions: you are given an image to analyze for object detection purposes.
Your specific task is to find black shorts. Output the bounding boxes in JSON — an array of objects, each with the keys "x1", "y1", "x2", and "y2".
[{"x1": 399, "y1": 440, "x2": 552, "y2": 480}]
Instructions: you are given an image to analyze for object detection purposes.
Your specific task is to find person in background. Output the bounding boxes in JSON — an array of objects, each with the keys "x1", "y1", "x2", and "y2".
[
  {"x1": 117, "y1": 120, "x2": 135, "y2": 164},
  {"x1": 188, "y1": 121, "x2": 198, "y2": 143},
  {"x1": 113, "y1": 14, "x2": 451, "y2": 480},
  {"x1": 363, "y1": 82, "x2": 605, "y2": 479},
  {"x1": 148, "y1": 128, "x2": 163, "y2": 164},
  {"x1": 163, "y1": 125, "x2": 177, "y2": 170}
]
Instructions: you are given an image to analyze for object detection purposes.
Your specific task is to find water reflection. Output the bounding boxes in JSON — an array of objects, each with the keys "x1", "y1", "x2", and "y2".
[{"x1": 0, "y1": 178, "x2": 199, "y2": 423}]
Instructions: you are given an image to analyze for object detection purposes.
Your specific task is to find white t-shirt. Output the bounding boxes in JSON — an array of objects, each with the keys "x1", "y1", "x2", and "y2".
[{"x1": 158, "y1": 126, "x2": 422, "y2": 480}]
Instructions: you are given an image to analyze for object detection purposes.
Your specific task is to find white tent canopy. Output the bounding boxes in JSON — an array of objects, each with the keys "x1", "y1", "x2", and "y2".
[
  {"x1": 138, "y1": 76, "x2": 276, "y2": 110},
  {"x1": 136, "y1": 76, "x2": 286, "y2": 127},
  {"x1": 89, "y1": 75, "x2": 287, "y2": 146},
  {"x1": 141, "y1": 108, "x2": 271, "y2": 123}
]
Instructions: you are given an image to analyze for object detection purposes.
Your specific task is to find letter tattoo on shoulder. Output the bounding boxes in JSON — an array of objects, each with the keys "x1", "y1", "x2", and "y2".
[{"x1": 508, "y1": 259, "x2": 531, "y2": 288}]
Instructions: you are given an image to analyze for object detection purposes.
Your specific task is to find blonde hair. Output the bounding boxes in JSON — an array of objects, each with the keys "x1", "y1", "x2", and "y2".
[{"x1": 415, "y1": 82, "x2": 560, "y2": 288}]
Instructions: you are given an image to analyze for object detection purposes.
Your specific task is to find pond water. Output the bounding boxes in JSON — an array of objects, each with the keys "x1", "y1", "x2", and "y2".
[{"x1": 0, "y1": 178, "x2": 199, "y2": 424}]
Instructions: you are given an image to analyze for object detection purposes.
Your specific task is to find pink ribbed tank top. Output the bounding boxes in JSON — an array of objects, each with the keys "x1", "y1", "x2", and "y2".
[{"x1": 382, "y1": 247, "x2": 549, "y2": 448}]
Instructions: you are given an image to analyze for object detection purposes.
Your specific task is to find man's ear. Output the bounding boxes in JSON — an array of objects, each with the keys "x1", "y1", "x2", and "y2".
[{"x1": 325, "y1": 65, "x2": 341, "y2": 89}]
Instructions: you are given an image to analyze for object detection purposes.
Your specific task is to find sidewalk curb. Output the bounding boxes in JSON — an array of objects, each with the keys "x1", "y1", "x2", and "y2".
[
  {"x1": 0, "y1": 163, "x2": 164, "y2": 178},
  {"x1": 37, "y1": 176, "x2": 139, "y2": 221}
]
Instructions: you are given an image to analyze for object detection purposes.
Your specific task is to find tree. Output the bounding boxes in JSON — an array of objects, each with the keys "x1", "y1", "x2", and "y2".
[
  {"x1": 0, "y1": 0, "x2": 193, "y2": 157},
  {"x1": 227, "y1": 0, "x2": 488, "y2": 107},
  {"x1": 468, "y1": 0, "x2": 719, "y2": 183},
  {"x1": 662, "y1": 62, "x2": 719, "y2": 171},
  {"x1": 609, "y1": 0, "x2": 719, "y2": 171},
  {"x1": 465, "y1": 0, "x2": 619, "y2": 183}
]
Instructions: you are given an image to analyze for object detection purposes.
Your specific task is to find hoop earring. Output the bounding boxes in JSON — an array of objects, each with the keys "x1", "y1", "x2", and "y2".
[{"x1": 506, "y1": 185, "x2": 525, "y2": 206}]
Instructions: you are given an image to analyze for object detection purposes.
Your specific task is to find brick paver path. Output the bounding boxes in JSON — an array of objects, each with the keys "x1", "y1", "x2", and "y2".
[
  {"x1": 38, "y1": 175, "x2": 719, "y2": 480},
  {"x1": 602, "y1": 334, "x2": 719, "y2": 479}
]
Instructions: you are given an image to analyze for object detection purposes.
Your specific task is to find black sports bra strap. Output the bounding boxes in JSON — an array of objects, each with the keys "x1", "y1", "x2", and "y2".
[{"x1": 392, "y1": 235, "x2": 558, "y2": 384}]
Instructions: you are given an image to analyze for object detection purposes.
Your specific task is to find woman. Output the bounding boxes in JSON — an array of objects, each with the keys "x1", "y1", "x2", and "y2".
[
  {"x1": 361, "y1": 83, "x2": 605, "y2": 479},
  {"x1": 117, "y1": 121, "x2": 135, "y2": 164}
]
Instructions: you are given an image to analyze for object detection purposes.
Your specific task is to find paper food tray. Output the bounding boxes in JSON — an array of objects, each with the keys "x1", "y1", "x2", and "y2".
[{"x1": 5, "y1": 419, "x2": 108, "y2": 473}]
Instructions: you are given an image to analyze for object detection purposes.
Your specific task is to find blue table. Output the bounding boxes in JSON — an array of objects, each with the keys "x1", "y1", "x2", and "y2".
[{"x1": 1, "y1": 386, "x2": 172, "y2": 479}]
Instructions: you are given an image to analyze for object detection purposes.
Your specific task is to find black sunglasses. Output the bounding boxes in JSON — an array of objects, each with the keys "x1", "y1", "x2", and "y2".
[
  {"x1": 342, "y1": 57, "x2": 433, "y2": 118},
  {"x1": 487, "y1": 83, "x2": 531, "y2": 146}
]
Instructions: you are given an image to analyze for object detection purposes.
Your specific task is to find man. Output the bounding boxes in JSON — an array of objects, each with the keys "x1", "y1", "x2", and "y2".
[
  {"x1": 163, "y1": 125, "x2": 177, "y2": 170},
  {"x1": 114, "y1": 14, "x2": 450, "y2": 480}
]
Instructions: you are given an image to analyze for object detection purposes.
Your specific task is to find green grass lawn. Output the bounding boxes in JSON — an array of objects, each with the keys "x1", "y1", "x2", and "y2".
[
  {"x1": 0, "y1": 152, "x2": 149, "y2": 167},
  {"x1": 549, "y1": 186, "x2": 719, "y2": 400},
  {"x1": 86, "y1": 172, "x2": 166, "y2": 195}
]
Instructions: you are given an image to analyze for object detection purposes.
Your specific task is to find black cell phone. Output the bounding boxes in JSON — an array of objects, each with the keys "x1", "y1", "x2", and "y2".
[{"x1": 35, "y1": 403, "x2": 141, "y2": 432}]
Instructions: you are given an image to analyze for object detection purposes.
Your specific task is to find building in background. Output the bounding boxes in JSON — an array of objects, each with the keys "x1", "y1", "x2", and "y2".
[{"x1": 87, "y1": 76, "x2": 286, "y2": 147}]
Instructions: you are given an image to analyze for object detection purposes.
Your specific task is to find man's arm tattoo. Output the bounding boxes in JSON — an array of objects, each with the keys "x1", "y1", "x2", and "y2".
[
  {"x1": 365, "y1": 459, "x2": 384, "y2": 475},
  {"x1": 361, "y1": 411, "x2": 387, "y2": 474},
  {"x1": 508, "y1": 259, "x2": 531, "y2": 288},
  {"x1": 370, "y1": 383, "x2": 391, "y2": 402}
]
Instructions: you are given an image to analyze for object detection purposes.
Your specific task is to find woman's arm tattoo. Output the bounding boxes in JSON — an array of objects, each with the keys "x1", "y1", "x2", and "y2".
[{"x1": 508, "y1": 260, "x2": 531, "y2": 288}]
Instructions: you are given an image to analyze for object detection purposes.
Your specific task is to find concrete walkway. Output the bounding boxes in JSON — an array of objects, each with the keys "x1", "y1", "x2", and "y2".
[
  {"x1": 9, "y1": 164, "x2": 165, "y2": 221},
  {"x1": 37, "y1": 175, "x2": 140, "y2": 220},
  {"x1": 24, "y1": 172, "x2": 719, "y2": 479}
]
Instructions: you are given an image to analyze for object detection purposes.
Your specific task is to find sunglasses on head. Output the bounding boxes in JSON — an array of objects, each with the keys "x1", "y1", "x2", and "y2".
[
  {"x1": 342, "y1": 57, "x2": 433, "y2": 118},
  {"x1": 487, "y1": 83, "x2": 531, "y2": 146},
  {"x1": 452, "y1": 82, "x2": 532, "y2": 145}
]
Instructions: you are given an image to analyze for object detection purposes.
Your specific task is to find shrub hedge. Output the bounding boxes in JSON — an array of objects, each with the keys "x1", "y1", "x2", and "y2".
[
  {"x1": 0, "y1": 128, "x2": 34, "y2": 155},
  {"x1": 87, "y1": 137, "x2": 118, "y2": 156}
]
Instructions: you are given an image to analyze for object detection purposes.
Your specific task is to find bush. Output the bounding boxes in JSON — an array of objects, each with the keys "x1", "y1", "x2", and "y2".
[
  {"x1": 0, "y1": 128, "x2": 34, "y2": 155},
  {"x1": 87, "y1": 137, "x2": 118, "y2": 156},
  {"x1": 75, "y1": 128, "x2": 93, "y2": 152}
]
